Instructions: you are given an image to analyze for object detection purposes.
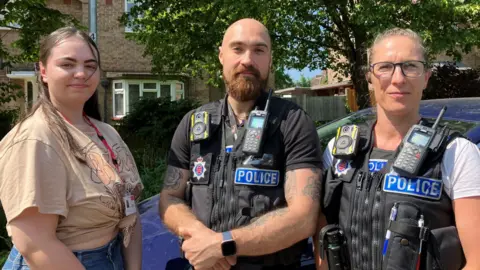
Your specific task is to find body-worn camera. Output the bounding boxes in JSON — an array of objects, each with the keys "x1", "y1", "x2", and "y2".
[
  {"x1": 332, "y1": 125, "x2": 360, "y2": 159},
  {"x1": 190, "y1": 111, "x2": 210, "y2": 142}
]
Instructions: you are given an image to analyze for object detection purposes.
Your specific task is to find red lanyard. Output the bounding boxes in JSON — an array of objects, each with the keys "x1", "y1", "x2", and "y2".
[
  {"x1": 60, "y1": 111, "x2": 120, "y2": 172},
  {"x1": 82, "y1": 112, "x2": 120, "y2": 172}
]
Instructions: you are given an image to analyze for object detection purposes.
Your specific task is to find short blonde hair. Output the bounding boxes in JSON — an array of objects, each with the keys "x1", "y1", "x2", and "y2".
[{"x1": 367, "y1": 28, "x2": 427, "y2": 65}]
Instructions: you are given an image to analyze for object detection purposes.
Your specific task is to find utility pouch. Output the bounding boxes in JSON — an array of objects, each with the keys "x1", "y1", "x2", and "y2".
[
  {"x1": 424, "y1": 226, "x2": 465, "y2": 270},
  {"x1": 382, "y1": 202, "x2": 428, "y2": 270}
]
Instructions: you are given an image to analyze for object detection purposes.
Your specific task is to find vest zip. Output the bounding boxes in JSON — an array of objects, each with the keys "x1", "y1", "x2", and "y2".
[
  {"x1": 208, "y1": 155, "x2": 221, "y2": 229},
  {"x1": 227, "y1": 156, "x2": 238, "y2": 230},
  {"x1": 374, "y1": 173, "x2": 385, "y2": 270},
  {"x1": 350, "y1": 171, "x2": 364, "y2": 269},
  {"x1": 360, "y1": 173, "x2": 373, "y2": 270},
  {"x1": 218, "y1": 152, "x2": 230, "y2": 231},
  {"x1": 212, "y1": 153, "x2": 228, "y2": 231}
]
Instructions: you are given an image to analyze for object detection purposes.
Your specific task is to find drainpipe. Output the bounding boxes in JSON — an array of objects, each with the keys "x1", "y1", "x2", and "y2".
[
  {"x1": 89, "y1": 0, "x2": 108, "y2": 122},
  {"x1": 88, "y1": 0, "x2": 96, "y2": 43}
]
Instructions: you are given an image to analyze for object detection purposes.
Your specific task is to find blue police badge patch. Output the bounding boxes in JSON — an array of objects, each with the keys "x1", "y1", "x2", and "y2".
[
  {"x1": 335, "y1": 159, "x2": 352, "y2": 176},
  {"x1": 383, "y1": 173, "x2": 443, "y2": 200},
  {"x1": 192, "y1": 157, "x2": 206, "y2": 180},
  {"x1": 368, "y1": 159, "x2": 388, "y2": 172},
  {"x1": 234, "y1": 168, "x2": 280, "y2": 186}
]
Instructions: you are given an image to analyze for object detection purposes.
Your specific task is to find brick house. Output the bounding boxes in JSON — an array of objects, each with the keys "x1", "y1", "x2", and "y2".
[{"x1": 0, "y1": 0, "x2": 224, "y2": 122}]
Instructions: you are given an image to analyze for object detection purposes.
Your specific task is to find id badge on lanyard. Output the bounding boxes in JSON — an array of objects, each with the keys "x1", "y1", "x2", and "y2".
[{"x1": 83, "y1": 113, "x2": 137, "y2": 216}]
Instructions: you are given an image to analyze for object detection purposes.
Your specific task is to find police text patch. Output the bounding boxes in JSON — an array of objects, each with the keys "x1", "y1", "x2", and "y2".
[
  {"x1": 369, "y1": 159, "x2": 388, "y2": 172},
  {"x1": 234, "y1": 168, "x2": 280, "y2": 186},
  {"x1": 383, "y1": 174, "x2": 443, "y2": 200}
]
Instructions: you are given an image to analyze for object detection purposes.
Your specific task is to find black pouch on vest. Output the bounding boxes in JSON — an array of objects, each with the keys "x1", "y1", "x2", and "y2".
[
  {"x1": 382, "y1": 202, "x2": 425, "y2": 270},
  {"x1": 424, "y1": 226, "x2": 465, "y2": 270},
  {"x1": 322, "y1": 163, "x2": 356, "y2": 223}
]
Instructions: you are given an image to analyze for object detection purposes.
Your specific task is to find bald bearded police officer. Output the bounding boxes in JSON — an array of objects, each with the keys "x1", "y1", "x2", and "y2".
[
  {"x1": 159, "y1": 18, "x2": 323, "y2": 270},
  {"x1": 314, "y1": 28, "x2": 480, "y2": 270}
]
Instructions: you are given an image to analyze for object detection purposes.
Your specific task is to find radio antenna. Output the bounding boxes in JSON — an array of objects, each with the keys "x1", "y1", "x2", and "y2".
[
  {"x1": 432, "y1": 106, "x2": 447, "y2": 130},
  {"x1": 264, "y1": 88, "x2": 273, "y2": 112}
]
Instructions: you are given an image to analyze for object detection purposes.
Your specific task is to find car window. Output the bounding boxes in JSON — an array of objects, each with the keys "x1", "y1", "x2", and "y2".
[
  {"x1": 424, "y1": 119, "x2": 478, "y2": 136},
  {"x1": 316, "y1": 110, "x2": 375, "y2": 151}
]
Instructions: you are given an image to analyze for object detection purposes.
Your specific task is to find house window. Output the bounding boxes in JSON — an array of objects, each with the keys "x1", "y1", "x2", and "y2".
[
  {"x1": 112, "y1": 80, "x2": 185, "y2": 118},
  {"x1": 125, "y1": 0, "x2": 138, "y2": 32}
]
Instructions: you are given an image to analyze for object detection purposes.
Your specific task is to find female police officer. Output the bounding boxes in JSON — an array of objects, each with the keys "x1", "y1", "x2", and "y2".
[{"x1": 315, "y1": 28, "x2": 480, "y2": 270}]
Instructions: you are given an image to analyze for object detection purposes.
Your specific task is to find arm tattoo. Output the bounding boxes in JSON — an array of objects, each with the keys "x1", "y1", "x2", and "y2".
[
  {"x1": 163, "y1": 166, "x2": 183, "y2": 191},
  {"x1": 302, "y1": 168, "x2": 321, "y2": 201},
  {"x1": 250, "y1": 208, "x2": 289, "y2": 228},
  {"x1": 284, "y1": 170, "x2": 297, "y2": 201},
  {"x1": 167, "y1": 196, "x2": 186, "y2": 206}
]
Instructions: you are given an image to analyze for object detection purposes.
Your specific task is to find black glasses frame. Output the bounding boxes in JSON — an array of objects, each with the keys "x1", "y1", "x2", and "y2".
[{"x1": 369, "y1": 61, "x2": 428, "y2": 78}]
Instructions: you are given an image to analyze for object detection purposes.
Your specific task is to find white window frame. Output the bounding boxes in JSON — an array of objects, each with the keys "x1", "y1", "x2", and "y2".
[
  {"x1": 112, "y1": 79, "x2": 185, "y2": 118},
  {"x1": 124, "y1": 0, "x2": 139, "y2": 33},
  {"x1": 25, "y1": 79, "x2": 38, "y2": 111}
]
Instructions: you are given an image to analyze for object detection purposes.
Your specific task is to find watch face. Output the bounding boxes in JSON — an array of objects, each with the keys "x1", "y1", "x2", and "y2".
[{"x1": 221, "y1": 240, "x2": 237, "y2": 256}]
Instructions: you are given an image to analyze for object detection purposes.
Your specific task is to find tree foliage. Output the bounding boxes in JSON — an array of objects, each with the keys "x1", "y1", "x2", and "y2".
[
  {"x1": 424, "y1": 64, "x2": 480, "y2": 100},
  {"x1": 122, "y1": 0, "x2": 480, "y2": 108},
  {"x1": 295, "y1": 74, "x2": 311, "y2": 87},
  {"x1": 274, "y1": 68, "x2": 294, "y2": 89}
]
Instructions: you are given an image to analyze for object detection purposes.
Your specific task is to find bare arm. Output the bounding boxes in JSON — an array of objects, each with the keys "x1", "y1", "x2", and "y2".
[
  {"x1": 453, "y1": 197, "x2": 480, "y2": 270},
  {"x1": 231, "y1": 168, "x2": 321, "y2": 256},
  {"x1": 122, "y1": 213, "x2": 142, "y2": 270},
  {"x1": 313, "y1": 213, "x2": 329, "y2": 270},
  {"x1": 159, "y1": 165, "x2": 204, "y2": 235},
  {"x1": 9, "y1": 208, "x2": 85, "y2": 270}
]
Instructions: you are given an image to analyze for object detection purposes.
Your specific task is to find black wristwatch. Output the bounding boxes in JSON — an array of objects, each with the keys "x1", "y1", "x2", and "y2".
[{"x1": 221, "y1": 231, "x2": 237, "y2": 256}]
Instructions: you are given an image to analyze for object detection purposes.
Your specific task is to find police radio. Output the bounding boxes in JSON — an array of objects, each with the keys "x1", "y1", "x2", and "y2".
[
  {"x1": 393, "y1": 106, "x2": 447, "y2": 178},
  {"x1": 190, "y1": 111, "x2": 210, "y2": 142},
  {"x1": 332, "y1": 125, "x2": 360, "y2": 159},
  {"x1": 242, "y1": 89, "x2": 273, "y2": 156}
]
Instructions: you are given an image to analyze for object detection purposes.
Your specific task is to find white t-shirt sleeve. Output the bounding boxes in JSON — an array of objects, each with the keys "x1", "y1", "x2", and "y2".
[
  {"x1": 441, "y1": 137, "x2": 480, "y2": 200},
  {"x1": 322, "y1": 138, "x2": 335, "y2": 170}
]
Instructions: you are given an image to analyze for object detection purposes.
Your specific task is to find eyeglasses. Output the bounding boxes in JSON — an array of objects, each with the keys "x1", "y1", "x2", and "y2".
[{"x1": 370, "y1": 61, "x2": 427, "y2": 78}]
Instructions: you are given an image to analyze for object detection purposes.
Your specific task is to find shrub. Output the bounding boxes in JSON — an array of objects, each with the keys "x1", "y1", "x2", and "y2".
[
  {"x1": 117, "y1": 97, "x2": 199, "y2": 200},
  {"x1": 117, "y1": 97, "x2": 199, "y2": 159},
  {"x1": 424, "y1": 64, "x2": 480, "y2": 99}
]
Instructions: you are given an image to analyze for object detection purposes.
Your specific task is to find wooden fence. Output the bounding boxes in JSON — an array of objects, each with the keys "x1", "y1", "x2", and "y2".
[{"x1": 282, "y1": 95, "x2": 348, "y2": 122}]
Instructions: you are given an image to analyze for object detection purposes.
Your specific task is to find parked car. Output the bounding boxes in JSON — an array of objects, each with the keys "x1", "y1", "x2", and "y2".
[{"x1": 139, "y1": 97, "x2": 480, "y2": 270}]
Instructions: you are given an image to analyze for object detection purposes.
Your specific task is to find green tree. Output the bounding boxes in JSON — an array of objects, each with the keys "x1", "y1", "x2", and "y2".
[
  {"x1": 295, "y1": 74, "x2": 311, "y2": 87},
  {"x1": 274, "y1": 68, "x2": 294, "y2": 89},
  {"x1": 122, "y1": 0, "x2": 480, "y2": 108}
]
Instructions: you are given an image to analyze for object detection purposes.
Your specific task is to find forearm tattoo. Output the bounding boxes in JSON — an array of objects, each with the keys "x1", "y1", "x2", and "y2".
[
  {"x1": 163, "y1": 166, "x2": 183, "y2": 191},
  {"x1": 250, "y1": 208, "x2": 289, "y2": 228}
]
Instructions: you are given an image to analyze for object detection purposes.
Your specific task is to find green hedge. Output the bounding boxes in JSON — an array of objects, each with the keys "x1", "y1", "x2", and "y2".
[{"x1": 117, "y1": 97, "x2": 199, "y2": 200}]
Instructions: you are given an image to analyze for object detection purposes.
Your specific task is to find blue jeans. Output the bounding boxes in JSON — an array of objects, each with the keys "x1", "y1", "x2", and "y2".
[{"x1": 2, "y1": 235, "x2": 124, "y2": 270}]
